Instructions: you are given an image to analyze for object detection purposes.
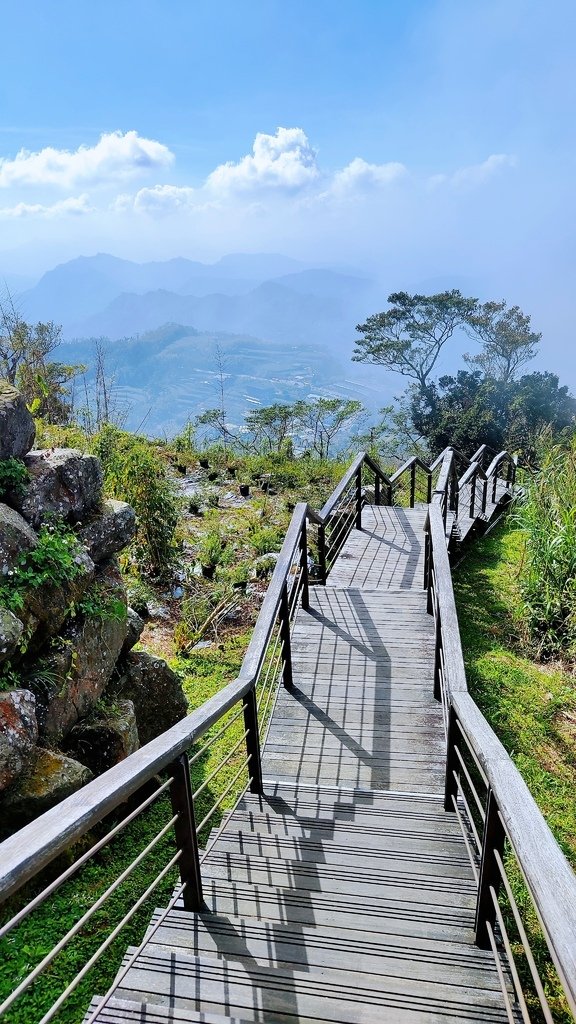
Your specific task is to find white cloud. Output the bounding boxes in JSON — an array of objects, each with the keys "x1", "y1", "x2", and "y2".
[
  {"x1": 206, "y1": 127, "x2": 319, "y2": 193},
  {"x1": 0, "y1": 194, "x2": 94, "y2": 218},
  {"x1": 331, "y1": 157, "x2": 407, "y2": 195},
  {"x1": 0, "y1": 131, "x2": 174, "y2": 188},
  {"x1": 430, "y1": 153, "x2": 515, "y2": 190}
]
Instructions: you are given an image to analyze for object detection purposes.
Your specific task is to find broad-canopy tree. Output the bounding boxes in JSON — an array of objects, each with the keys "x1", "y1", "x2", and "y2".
[
  {"x1": 353, "y1": 290, "x2": 479, "y2": 403},
  {"x1": 464, "y1": 300, "x2": 541, "y2": 382}
]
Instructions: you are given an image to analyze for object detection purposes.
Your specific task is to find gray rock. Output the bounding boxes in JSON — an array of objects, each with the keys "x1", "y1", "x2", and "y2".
[
  {"x1": 30, "y1": 561, "x2": 128, "y2": 742},
  {"x1": 0, "y1": 502, "x2": 37, "y2": 575},
  {"x1": 78, "y1": 499, "x2": 136, "y2": 563},
  {"x1": 121, "y1": 607, "x2": 145, "y2": 656},
  {"x1": 1, "y1": 747, "x2": 92, "y2": 824},
  {"x1": 114, "y1": 652, "x2": 187, "y2": 745},
  {"x1": 24, "y1": 548, "x2": 95, "y2": 649},
  {"x1": 64, "y1": 700, "x2": 139, "y2": 775},
  {"x1": 0, "y1": 689, "x2": 38, "y2": 792},
  {"x1": 0, "y1": 380, "x2": 36, "y2": 458},
  {"x1": 0, "y1": 607, "x2": 24, "y2": 665},
  {"x1": 12, "y1": 448, "x2": 103, "y2": 528}
]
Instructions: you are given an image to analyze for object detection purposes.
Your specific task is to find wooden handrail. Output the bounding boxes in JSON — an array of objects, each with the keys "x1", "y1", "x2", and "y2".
[{"x1": 426, "y1": 502, "x2": 576, "y2": 1014}]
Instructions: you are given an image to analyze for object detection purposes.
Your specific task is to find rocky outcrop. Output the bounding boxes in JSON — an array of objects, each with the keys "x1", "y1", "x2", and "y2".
[
  {"x1": 0, "y1": 503, "x2": 37, "y2": 574},
  {"x1": 114, "y1": 652, "x2": 187, "y2": 746},
  {"x1": 0, "y1": 381, "x2": 36, "y2": 459},
  {"x1": 78, "y1": 499, "x2": 136, "y2": 563},
  {"x1": 12, "y1": 448, "x2": 103, "y2": 528},
  {"x1": 0, "y1": 385, "x2": 187, "y2": 829},
  {"x1": 64, "y1": 700, "x2": 139, "y2": 775},
  {"x1": 0, "y1": 608, "x2": 24, "y2": 665},
  {"x1": 1, "y1": 748, "x2": 93, "y2": 825},
  {"x1": 0, "y1": 689, "x2": 38, "y2": 790}
]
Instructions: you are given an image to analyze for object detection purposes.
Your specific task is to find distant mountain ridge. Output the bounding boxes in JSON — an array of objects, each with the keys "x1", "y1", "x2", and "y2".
[{"x1": 17, "y1": 252, "x2": 378, "y2": 352}]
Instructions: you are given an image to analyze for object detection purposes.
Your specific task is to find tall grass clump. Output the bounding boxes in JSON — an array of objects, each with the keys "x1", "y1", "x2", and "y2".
[{"x1": 518, "y1": 435, "x2": 576, "y2": 657}]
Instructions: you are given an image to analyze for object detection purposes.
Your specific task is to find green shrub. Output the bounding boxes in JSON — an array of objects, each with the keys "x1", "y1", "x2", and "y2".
[
  {"x1": 517, "y1": 436, "x2": 576, "y2": 657},
  {"x1": 0, "y1": 519, "x2": 84, "y2": 615},
  {"x1": 0, "y1": 458, "x2": 29, "y2": 500},
  {"x1": 91, "y1": 426, "x2": 178, "y2": 576}
]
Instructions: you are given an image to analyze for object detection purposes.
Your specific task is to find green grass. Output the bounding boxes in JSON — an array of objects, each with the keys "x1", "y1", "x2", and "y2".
[
  {"x1": 0, "y1": 629, "x2": 262, "y2": 1024},
  {"x1": 453, "y1": 522, "x2": 576, "y2": 1022}
]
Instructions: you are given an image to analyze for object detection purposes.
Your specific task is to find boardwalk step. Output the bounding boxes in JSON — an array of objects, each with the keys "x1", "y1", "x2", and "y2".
[
  {"x1": 86, "y1": 995, "x2": 250, "y2": 1023},
  {"x1": 148, "y1": 910, "x2": 503, "y2": 990},
  {"x1": 115, "y1": 944, "x2": 510, "y2": 1023}
]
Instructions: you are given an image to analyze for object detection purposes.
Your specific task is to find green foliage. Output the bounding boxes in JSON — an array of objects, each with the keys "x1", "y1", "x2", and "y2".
[
  {"x1": 198, "y1": 529, "x2": 225, "y2": 567},
  {"x1": 0, "y1": 458, "x2": 29, "y2": 500},
  {"x1": 411, "y1": 370, "x2": 576, "y2": 459},
  {"x1": 517, "y1": 436, "x2": 576, "y2": 656},
  {"x1": 249, "y1": 525, "x2": 283, "y2": 556},
  {"x1": 91, "y1": 425, "x2": 178, "y2": 576},
  {"x1": 75, "y1": 583, "x2": 127, "y2": 623},
  {"x1": 0, "y1": 520, "x2": 84, "y2": 615}
]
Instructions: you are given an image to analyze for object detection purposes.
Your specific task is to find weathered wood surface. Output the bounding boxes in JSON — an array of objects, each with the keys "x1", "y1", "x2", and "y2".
[{"x1": 90, "y1": 504, "x2": 511, "y2": 1023}]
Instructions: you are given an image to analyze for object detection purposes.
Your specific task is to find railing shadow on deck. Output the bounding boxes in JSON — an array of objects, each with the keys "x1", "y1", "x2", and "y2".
[{"x1": 1, "y1": 445, "x2": 574, "y2": 1024}]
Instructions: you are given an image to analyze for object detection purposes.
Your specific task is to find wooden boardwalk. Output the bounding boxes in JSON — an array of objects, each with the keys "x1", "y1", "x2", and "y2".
[{"x1": 93, "y1": 505, "x2": 511, "y2": 1023}]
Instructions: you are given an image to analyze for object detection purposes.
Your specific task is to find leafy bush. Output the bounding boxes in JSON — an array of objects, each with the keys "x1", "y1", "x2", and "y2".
[
  {"x1": 517, "y1": 436, "x2": 576, "y2": 657},
  {"x1": 0, "y1": 519, "x2": 84, "y2": 615},
  {"x1": 0, "y1": 458, "x2": 29, "y2": 500},
  {"x1": 91, "y1": 426, "x2": 178, "y2": 576}
]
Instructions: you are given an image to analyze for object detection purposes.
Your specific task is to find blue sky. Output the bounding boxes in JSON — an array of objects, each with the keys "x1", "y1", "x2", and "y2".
[{"x1": 0, "y1": 0, "x2": 574, "y2": 377}]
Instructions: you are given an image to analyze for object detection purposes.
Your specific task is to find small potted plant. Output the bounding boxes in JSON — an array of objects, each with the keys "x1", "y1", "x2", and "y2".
[
  {"x1": 239, "y1": 480, "x2": 250, "y2": 497},
  {"x1": 199, "y1": 456, "x2": 209, "y2": 469},
  {"x1": 199, "y1": 531, "x2": 224, "y2": 579}
]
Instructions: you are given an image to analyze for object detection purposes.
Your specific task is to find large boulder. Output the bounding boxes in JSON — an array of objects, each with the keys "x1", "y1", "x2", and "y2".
[
  {"x1": 0, "y1": 689, "x2": 38, "y2": 792},
  {"x1": 0, "y1": 747, "x2": 92, "y2": 825},
  {"x1": 64, "y1": 700, "x2": 139, "y2": 775},
  {"x1": 121, "y1": 607, "x2": 145, "y2": 657},
  {"x1": 0, "y1": 503, "x2": 37, "y2": 575},
  {"x1": 0, "y1": 381, "x2": 35, "y2": 458},
  {"x1": 0, "y1": 608, "x2": 24, "y2": 665},
  {"x1": 78, "y1": 499, "x2": 136, "y2": 564},
  {"x1": 30, "y1": 562, "x2": 128, "y2": 742},
  {"x1": 11, "y1": 449, "x2": 103, "y2": 529},
  {"x1": 24, "y1": 548, "x2": 95, "y2": 649},
  {"x1": 115, "y1": 652, "x2": 188, "y2": 745}
]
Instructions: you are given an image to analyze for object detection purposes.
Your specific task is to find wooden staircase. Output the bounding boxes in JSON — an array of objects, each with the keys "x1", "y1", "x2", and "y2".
[{"x1": 88, "y1": 506, "x2": 513, "y2": 1022}]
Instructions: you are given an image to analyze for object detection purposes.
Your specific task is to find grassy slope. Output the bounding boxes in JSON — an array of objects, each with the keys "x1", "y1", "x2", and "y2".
[{"x1": 453, "y1": 522, "x2": 576, "y2": 865}]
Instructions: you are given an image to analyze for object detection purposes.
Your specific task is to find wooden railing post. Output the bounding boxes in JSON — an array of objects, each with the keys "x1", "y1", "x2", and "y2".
[
  {"x1": 433, "y1": 607, "x2": 442, "y2": 701},
  {"x1": 481, "y1": 477, "x2": 487, "y2": 514},
  {"x1": 279, "y1": 582, "x2": 293, "y2": 690},
  {"x1": 410, "y1": 461, "x2": 416, "y2": 507},
  {"x1": 424, "y1": 527, "x2": 433, "y2": 611},
  {"x1": 443, "y1": 705, "x2": 461, "y2": 812},
  {"x1": 426, "y1": 471, "x2": 432, "y2": 504},
  {"x1": 317, "y1": 523, "x2": 327, "y2": 584},
  {"x1": 374, "y1": 473, "x2": 381, "y2": 506},
  {"x1": 242, "y1": 689, "x2": 263, "y2": 794},
  {"x1": 491, "y1": 468, "x2": 498, "y2": 503},
  {"x1": 355, "y1": 467, "x2": 363, "y2": 528},
  {"x1": 300, "y1": 517, "x2": 310, "y2": 611},
  {"x1": 169, "y1": 754, "x2": 204, "y2": 911},
  {"x1": 475, "y1": 788, "x2": 506, "y2": 948}
]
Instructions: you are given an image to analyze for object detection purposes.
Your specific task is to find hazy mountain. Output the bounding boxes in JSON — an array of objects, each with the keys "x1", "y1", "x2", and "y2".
[
  {"x1": 18, "y1": 253, "x2": 313, "y2": 327},
  {"x1": 17, "y1": 253, "x2": 378, "y2": 353}
]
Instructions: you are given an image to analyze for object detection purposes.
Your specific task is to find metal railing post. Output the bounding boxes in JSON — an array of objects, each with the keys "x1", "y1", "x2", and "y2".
[
  {"x1": 355, "y1": 467, "x2": 363, "y2": 528},
  {"x1": 169, "y1": 754, "x2": 204, "y2": 911},
  {"x1": 242, "y1": 689, "x2": 263, "y2": 794},
  {"x1": 475, "y1": 788, "x2": 506, "y2": 948},
  {"x1": 317, "y1": 522, "x2": 327, "y2": 584},
  {"x1": 410, "y1": 462, "x2": 416, "y2": 507},
  {"x1": 443, "y1": 705, "x2": 461, "y2": 812},
  {"x1": 300, "y1": 518, "x2": 310, "y2": 611},
  {"x1": 279, "y1": 582, "x2": 294, "y2": 689}
]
